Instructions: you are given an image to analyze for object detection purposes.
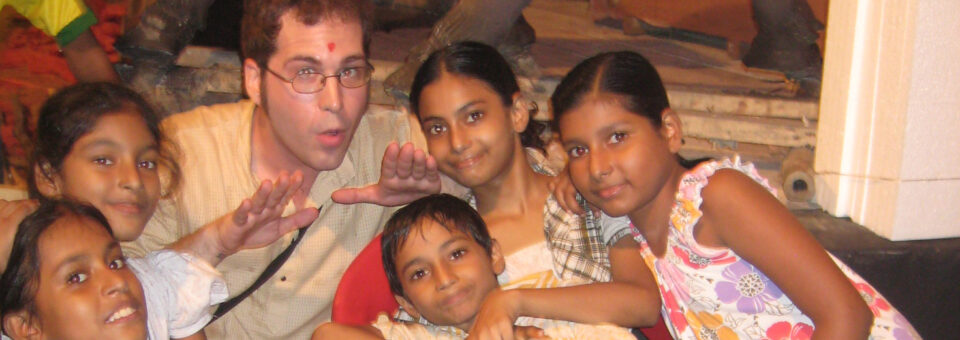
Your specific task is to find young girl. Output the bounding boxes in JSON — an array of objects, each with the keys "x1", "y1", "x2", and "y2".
[
  {"x1": 407, "y1": 41, "x2": 661, "y2": 337},
  {"x1": 551, "y1": 51, "x2": 920, "y2": 339},
  {"x1": 1, "y1": 82, "x2": 317, "y2": 339},
  {"x1": 2, "y1": 201, "x2": 149, "y2": 340}
]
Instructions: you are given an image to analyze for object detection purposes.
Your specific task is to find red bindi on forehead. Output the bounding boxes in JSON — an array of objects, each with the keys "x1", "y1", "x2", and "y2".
[{"x1": 327, "y1": 43, "x2": 335, "y2": 52}]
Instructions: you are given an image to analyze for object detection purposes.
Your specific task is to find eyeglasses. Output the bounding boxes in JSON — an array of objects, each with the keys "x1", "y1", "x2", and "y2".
[{"x1": 264, "y1": 64, "x2": 374, "y2": 94}]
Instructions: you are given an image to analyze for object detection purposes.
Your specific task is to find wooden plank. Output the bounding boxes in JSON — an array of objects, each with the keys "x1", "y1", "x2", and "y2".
[
  {"x1": 677, "y1": 109, "x2": 817, "y2": 147},
  {"x1": 526, "y1": 77, "x2": 815, "y2": 120},
  {"x1": 679, "y1": 136, "x2": 790, "y2": 168},
  {"x1": 668, "y1": 90, "x2": 818, "y2": 120}
]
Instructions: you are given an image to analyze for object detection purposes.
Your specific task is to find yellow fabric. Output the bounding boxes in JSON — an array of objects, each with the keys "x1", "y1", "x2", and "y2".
[
  {"x1": 122, "y1": 101, "x2": 424, "y2": 339},
  {"x1": 1, "y1": 0, "x2": 93, "y2": 44}
]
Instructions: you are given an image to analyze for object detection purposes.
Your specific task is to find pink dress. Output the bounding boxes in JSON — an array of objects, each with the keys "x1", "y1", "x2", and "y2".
[{"x1": 632, "y1": 158, "x2": 920, "y2": 340}]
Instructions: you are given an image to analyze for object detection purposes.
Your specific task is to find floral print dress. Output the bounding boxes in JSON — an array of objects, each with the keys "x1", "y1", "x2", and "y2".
[{"x1": 632, "y1": 157, "x2": 921, "y2": 340}]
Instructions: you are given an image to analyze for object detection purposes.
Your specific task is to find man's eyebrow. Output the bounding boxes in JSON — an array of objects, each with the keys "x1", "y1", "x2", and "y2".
[
  {"x1": 342, "y1": 55, "x2": 367, "y2": 65},
  {"x1": 283, "y1": 56, "x2": 320, "y2": 66}
]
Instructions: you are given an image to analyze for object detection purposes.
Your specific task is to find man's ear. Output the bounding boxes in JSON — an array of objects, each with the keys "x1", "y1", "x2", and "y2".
[
  {"x1": 33, "y1": 162, "x2": 62, "y2": 198},
  {"x1": 3, "y1": 311, "x2": 41, "y2": 340},
  {"x1": 243, "y1": 58, "x2": 263, "y2": 106},
  {"x1": 659, "y1": 109, "x2": 684, "y2": 153},
  {"x1": 490, "y1": 239, "x2": 505, "y2": 276},
  {"x1": 509, "y1": 93, "x2": 531, "y2": 133},
  {"x1": 394, "y1": 294, "x2": 421, "y2": 320}
]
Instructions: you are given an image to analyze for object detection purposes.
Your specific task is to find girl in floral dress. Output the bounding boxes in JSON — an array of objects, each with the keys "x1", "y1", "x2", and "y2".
[{"x1": 550, "y1": 50, "x2": 921, "y2": 339}]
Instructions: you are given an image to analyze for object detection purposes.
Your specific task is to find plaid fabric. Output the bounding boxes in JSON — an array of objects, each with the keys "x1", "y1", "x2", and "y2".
[{"x1": 542, "y1": 195, "x2": 611, "y2": 282}]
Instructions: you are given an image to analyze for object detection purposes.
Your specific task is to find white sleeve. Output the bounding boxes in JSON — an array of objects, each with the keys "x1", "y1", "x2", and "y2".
[
  {"x1": 128, "y1": 250, "x2": 229, "y2": 339},
  {"x1": 598, "y1": 213, "x2": 633, "y2": 246}
]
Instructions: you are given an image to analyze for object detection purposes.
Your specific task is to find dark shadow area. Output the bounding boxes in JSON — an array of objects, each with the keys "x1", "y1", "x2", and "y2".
[{"x1": 796, "y1": 209, "x2": 960, "y2": 339}]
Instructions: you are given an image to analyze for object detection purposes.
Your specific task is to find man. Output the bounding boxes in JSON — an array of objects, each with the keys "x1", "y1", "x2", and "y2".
[{"x1": 123, "y1": 1, "x2": 444, "y2": 338}]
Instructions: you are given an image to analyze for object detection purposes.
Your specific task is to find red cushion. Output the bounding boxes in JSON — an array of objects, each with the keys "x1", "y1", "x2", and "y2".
[
  {"x1": 639, "y1": 317, "x2": 672, "y2": 340},
  {"x1": 331, "y1": 234, "x2": 400, "y2": 325}
]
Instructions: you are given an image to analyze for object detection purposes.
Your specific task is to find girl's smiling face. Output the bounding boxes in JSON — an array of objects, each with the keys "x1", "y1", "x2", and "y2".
[
  {"x1": 558, "y1": 94, "x2": 683, "y2": 217},
  {"x1": 41, "y1": 111, "x2": 161, "y2": 241},
  {"x1": 29, "y1": 213, "x2": 147, "y2": 340},
  {"x1": 417, "y1": 72, "x2": 525, "y2": 188}
]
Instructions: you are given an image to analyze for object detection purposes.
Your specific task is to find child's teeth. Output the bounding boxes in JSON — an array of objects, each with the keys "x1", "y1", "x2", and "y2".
[{"x1": 107, "y1": 307, "x2": 134, "y2": 323}]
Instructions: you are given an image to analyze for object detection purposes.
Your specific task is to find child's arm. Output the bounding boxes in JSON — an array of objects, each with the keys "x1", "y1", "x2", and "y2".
[
  {"x1": 468, "y1": 238, "x2": 661, "y2": 338},
  {"x1": 312, "y1": 322, "x2": 385, "y2": 340},
  {"x1": 700, "y1": 169, "x2": 873, "y2": 339},
  {"x1": 166, "y1": 171, "x2": 319, "y2": 265},
  {"x1": 61, "y1": 30, "x2": 119, "y2": 83}
]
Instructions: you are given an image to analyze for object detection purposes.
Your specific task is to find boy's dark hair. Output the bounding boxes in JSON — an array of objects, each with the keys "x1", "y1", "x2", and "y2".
[
  {"x1": 0, "y1": 201, "x2": 113, "y2": 333},
  {"x1": 242, "y1": 0, "x2": 374, "y2": 68},
  {"x1": 409, "y1": 41, "x2": 547, "y2": 151},
  {"x1": 381, "y1": 193, "x2": 492, "y2": 296},
  {"x1": 28, "y1": 82, "x2": 181, "y2": 199}
]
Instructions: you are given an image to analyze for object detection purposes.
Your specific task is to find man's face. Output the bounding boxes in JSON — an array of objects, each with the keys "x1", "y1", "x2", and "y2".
[{"x1": 245, "y1": 11, "x2": 370, "y2": 172}]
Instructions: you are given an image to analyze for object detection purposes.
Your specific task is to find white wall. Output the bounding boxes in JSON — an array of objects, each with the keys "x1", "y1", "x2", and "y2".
[{"x1": 815, "y1": 0, "x2": 960, "y2": 240}]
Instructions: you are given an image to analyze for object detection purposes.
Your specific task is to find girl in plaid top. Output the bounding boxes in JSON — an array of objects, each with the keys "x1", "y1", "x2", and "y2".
[
  {"x1": 551, "y1": 51, "x2": 920, "y2": 339},
  {"x1": 407, "y1": 41, "x2": 661, "y2": 338}
]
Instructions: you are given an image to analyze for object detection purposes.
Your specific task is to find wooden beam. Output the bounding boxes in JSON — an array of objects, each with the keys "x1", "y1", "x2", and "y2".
[
  {"x1": 677, "y1": 109, "x2": 817, "y2": 147},
  {"x1": 668, "y1": 89, "x2": 818, "y2": 120}
]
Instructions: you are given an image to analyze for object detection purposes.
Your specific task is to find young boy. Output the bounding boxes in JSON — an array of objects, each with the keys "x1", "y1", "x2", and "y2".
[{"x1": 312, "y1": 194, "x2": 636, "y2": 339}]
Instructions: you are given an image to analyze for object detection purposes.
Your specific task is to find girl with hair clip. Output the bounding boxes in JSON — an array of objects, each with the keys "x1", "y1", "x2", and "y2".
[
  {"x1": 408, "y1": 41, "x2": 662, "y2": 338},
  {"x1": 551, "y1": 50, "x2": 920, "y2": 339}
]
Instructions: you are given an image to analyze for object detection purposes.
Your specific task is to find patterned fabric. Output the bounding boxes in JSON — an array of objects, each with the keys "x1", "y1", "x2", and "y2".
[
  {"x1": 123, "y1": 101, "x2": 422, "y2": 339},
  {"x1": 633, "y1": 157, "x2": 921, "y2": 340},
  {"x1": 372, "y1": 313, "x2": 467, "y2": 339},
  {"x1": 542, "y1": 194, "x2": 612, "y2": 282}
]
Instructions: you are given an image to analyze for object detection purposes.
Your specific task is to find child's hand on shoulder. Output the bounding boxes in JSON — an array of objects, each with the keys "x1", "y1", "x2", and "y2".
[
  {"x1": 467, "y1": 288, "x2": 523, "y2": 340},
  {"x1": 1, "y1": 199, "x2": 39, "y2": 272}
]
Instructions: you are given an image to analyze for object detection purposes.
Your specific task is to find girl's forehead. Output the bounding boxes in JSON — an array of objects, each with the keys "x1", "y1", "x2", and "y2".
[
  {"x1": 40, "y1": 215, "x2": 113, "y2": 255},
  {"x1": 560, "y1": 95, "x2": 632, "y2": 124}
]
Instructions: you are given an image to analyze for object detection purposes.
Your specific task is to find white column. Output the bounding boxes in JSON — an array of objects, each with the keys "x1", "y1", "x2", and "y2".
[{"x1": 815, "y1": 0, "x2": 960, "y2": 240}]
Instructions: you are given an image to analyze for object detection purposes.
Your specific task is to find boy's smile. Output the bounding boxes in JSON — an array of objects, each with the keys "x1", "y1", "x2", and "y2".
[{"x1": 393, "y1": 218, "x2": 505, "y2": 330}]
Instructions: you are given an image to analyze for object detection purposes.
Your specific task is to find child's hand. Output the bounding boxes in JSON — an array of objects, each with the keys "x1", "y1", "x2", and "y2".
[
  {"x1": 331, "y1": 142, "x2": 441, "y2": 207},
  {"x1": 214, "y1": 171, "x2": 319, "y2": 257},
  {"x1": 513, "y1": 326, "x2": 549, "y2": 340},
  {"x1": 548, "y1": 167, "x2": 598, "y2": 216},
  {"x1": 1, "y1": 199, "x2": 39, "y2": 272},
  {"x1": 467, "y1": 288, "x2": 522, "y2": 340}
]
